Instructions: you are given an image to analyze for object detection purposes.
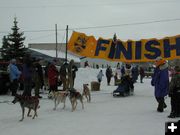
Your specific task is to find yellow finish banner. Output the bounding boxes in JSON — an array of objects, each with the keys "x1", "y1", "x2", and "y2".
[{"x1": 68, "y1": 31, "x2": 180, "y2": 62}]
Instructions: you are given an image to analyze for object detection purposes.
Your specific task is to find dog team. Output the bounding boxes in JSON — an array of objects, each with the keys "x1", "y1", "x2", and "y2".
[
  {"x1": 12, "y1": 83, "x2": 91, "y2": 121},
  {"x1": 9, "y1": 57, "x2": 92, "y2": 121}
]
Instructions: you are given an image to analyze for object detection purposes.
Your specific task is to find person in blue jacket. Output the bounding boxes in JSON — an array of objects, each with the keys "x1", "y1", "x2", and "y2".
[
  {"x1": 8, "y1": 59, "x2": 21, "y2": 96},
  {"x1": 151, "y1": 57, "x2": 169, "y2": 112}
]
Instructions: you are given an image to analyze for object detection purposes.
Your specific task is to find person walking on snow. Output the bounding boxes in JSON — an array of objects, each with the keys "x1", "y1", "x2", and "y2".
[
  {"x1": 139, "y1": 67, "x2": 145, "y2": 83},
  {"x1": 97, "y1": 70, "x2": 104, "y2": 83},
  {"x1": 151, "y1": 56, "x2": 169, "y2": 112},
  {"x1": 106, "y1": 66, "x2": 113, "y2": 85}
]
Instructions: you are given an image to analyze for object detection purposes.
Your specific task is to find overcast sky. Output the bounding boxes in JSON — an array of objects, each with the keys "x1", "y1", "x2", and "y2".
[{"x1": 0, "y1": 0, "x2": 180, "y2": 47}]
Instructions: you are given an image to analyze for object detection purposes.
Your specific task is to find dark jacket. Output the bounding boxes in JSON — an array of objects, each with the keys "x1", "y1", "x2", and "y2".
[
  {"x1": 72, "y1": 65, "x2": 78, "y2": 79},
  {"x1": 139, "y1": 67, "x2": 145, "y2": 77},
  {"x1": 59, "y1": 63, "x2": 68, "y2": 77},
  {"x1": 106, "y1": 67, "x2": 112, "y2": 78},
  {"x1": 35, "y1": 63, "x2": 43, "y2": 76},
  {"x1": 169, "y1": 68, "x2": 180, "y2": 95},
  {"x1": 151, "y1": 63, "x2": 169, "y2": 98},
  {"x1": 22, "y1": 64, "x2": 32, "y2": 82},
  {"x1": 34, "y1": 62, "x2": 44, "y2": 83}
]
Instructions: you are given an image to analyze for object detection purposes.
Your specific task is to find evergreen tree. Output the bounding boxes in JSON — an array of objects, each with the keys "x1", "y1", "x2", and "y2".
[
  {"x1": 1, "y1": 17, "x2": 26, "y2": 61},
  {"x1": 1, "y1": 36, "x2": 11, "y2": 60}
]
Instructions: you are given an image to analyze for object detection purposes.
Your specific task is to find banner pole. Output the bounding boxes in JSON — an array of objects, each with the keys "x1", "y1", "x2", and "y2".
[
  {"x1": 55, "y1": 24, "x2": 58, "y2": 58},
  {"x1": 65, "y1": 25, "x2": 68, "y2": 62}
]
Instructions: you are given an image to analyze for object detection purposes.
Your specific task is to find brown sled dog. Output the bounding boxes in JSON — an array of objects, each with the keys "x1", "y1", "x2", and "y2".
[
  {"x1": 12, "y1": 94, "x2": 39, "y2": 121},
  {"x1": 82, "y1": 84, "x2": 91, "y2": 102},
  {"x1": 69, "y1": 88, "x2": 84, "y2": 112}
]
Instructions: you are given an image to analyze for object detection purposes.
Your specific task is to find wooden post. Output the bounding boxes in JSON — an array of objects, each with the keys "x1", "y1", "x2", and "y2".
[
  {"x1": 65, "y1": 25, "x2": 68, "y2": 62},
  {"x1": 55, "y1": 24, "x2": 58, "y2": 58}
]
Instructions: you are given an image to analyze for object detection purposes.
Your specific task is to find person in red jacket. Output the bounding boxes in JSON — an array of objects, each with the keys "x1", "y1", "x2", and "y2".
[{"x1": 48, "y1": 60, "x2": 59, "y2": 93}]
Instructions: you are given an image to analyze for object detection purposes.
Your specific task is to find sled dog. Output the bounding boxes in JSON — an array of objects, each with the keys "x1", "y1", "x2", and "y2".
[
  {"x1": 12, "y1": 94, "x2": 39, "y2": 121},
  {"x1": 69, "y1": 89, "x2": 84, "y2": 112},
  {"x1": 52, "y1": 91, "x2": 69, "y2": 110},
  {"x1": 82, "y1": 84, "x2": 91, "y2": 102}
]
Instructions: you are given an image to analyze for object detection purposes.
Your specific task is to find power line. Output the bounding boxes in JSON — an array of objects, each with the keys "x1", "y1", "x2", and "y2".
[
  {"x1": 1, "y1": 18, "x2": 180, "y2": 34},
  {"x1": 69, "y1": 18, "x2": 180, "y2": 30}
]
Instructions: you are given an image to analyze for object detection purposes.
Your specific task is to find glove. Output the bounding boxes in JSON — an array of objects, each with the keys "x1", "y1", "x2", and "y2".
[{"x1": 151, "y1": 81, "x2": 154, "y2": 86}]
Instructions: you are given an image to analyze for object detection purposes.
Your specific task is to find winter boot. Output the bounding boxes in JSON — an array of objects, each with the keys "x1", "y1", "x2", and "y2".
[
  {"x1": 168, "y1": 112, "x2": 176, "y2": 118},
  {"x1": 157, "y1": 101, "x2": 164, "y2": 112}
]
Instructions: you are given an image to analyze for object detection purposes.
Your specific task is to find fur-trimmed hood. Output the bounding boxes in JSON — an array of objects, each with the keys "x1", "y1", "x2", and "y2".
[{"x1": 159, "y1": 62, "x2": 168, "y2": 70}]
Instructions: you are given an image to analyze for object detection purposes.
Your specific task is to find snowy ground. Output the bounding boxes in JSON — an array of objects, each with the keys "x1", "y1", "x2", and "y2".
[{"x1": 0, "y1": 68, "x2": 179, "y2": 135}]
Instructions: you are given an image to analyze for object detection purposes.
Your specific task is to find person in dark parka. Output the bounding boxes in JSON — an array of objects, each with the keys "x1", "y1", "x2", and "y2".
[
  {"x1": 59, "y1": 62, "x2": 69, "y2": 91},
  {"x1": 151, "y1": 57, "x2": 169, "y2": 112},
  {"x1": 139, "y1": 67, "x2": 145, "y2": 83},
  {"x1": 168, "y1": 66, "x2": 180, "y2": 118},
  {"x1": 106, "y1": 66, "x2": 113, "y2": 85},
  {"x1": 132, "y1": 65, "x2": 139, "y2": 83},
  {"x1": 33, "y1": 59, "x2": 44, "y2": 98},
  {"x1": 67, "y1": 59, "x2": 78, "y2": 89},
  {"x1": 22, "y1": 55, "x2": 33, "y2": 96}
]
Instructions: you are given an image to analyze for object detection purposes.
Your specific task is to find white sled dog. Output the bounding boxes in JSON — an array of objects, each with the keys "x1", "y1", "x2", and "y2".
[{"x1": 52, "y1": 91, "x2": 69, "y2": 110}]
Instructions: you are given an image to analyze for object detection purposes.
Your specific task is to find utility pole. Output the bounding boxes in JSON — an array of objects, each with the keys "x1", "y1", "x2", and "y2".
[
  {"x1": 65, "y1": 25, "x2": 68, "y2": 62},
  {"x1": 55, "y1": 24, "x2": 58, "y2": 58}
]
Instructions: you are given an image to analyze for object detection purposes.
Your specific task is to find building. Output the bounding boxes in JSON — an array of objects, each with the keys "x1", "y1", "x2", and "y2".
[
  {"x1": 28, "y1": 43, "x2": 121, "y2": 68},
  {"x1": 28, "y1": 48, "x2": 80, "y2": 66}
]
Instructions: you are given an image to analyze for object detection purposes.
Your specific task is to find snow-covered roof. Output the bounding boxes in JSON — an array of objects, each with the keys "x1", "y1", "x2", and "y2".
[{"x1": 29, "y1": 48, "x2": 80, "y2": 62}]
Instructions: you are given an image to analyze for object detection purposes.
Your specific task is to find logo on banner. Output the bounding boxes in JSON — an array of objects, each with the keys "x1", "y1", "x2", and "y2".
[{"x1": 74, "y1": 35, "x2": 87, "y2": 53}]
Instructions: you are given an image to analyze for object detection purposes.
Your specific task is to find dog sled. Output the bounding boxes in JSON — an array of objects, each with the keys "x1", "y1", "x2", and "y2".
[{"x1": 113, "y1": 75, "x2": 134, "y2": 97}]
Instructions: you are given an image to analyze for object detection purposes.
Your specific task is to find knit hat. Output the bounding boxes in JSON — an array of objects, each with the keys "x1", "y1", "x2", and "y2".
[{"x1": 11, "y1": 59, "x2": 16, "y2": 63}]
